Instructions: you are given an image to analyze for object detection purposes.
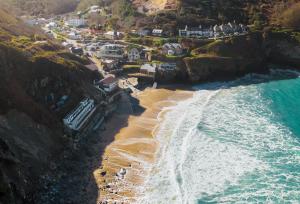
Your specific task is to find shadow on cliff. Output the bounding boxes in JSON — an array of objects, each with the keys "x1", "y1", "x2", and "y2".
[
  {"x1": 38, "y1": 93, "x2": 146, "y2": 204},
  {"x1": 160, "y1": 68, "x2": 300, "y2": 92}
]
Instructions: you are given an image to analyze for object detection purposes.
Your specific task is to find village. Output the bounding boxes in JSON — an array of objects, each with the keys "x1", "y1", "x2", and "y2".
[{"x1": 22, "y1": 4, "x2": 249, "y2": 137}]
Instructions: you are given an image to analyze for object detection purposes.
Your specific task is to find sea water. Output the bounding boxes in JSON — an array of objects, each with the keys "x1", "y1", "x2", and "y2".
[{"x1": 138, "y1": 70, "x2": 300, "y2": 204}]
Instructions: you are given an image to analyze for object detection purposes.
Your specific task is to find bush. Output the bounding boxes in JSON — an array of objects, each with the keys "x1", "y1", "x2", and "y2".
[{"x1": 279, "y1": 2, "x2": 300, "y2": 29}]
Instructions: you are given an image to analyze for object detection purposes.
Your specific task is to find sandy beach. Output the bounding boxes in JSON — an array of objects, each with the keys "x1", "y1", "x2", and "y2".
[{"x1": 94, "y1": 87, "x2": 193, "y2": 203}]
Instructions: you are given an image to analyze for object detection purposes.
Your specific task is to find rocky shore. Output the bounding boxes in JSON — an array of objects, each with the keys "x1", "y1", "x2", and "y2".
[{"x1": 155, "y1": 31, "x2": 300, "y2": 84}]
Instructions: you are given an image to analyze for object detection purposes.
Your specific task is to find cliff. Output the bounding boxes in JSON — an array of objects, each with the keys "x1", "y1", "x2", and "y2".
[
  {"x1": 182, "y1": 31, "x2": 300, "y2": 83},
  {"x1": 184, "y1": 55, "x2": 265, "y2": 82},
  {"x1": 264, "y1": 31, "x2": 300, "y2": 67},
  {"x1": 0, "y1": 9, "x2": 100, "y2": 204}
]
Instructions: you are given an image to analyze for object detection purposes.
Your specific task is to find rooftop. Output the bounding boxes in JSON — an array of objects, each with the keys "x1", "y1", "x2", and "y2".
[{"x1": 100, "y1": 75, "x2": 117, "y2": 85}]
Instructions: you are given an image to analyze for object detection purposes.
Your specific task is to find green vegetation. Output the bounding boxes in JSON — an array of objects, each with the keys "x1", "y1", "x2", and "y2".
[
  {"x1": 11, "y1": 36, "x2": 33, "y2": 48},
  {"x1": 0, "y1": 0, "x2": 78, "y2": 15},
  {"x1": 125, "y1": 36, "x2": 179, "y2": 47},
  {"x1": 278, "y1": 2, "x2": 300, "y2": 29},
  {"x1": 76, "y1": 0, "x2": 102, "y2": 11}
]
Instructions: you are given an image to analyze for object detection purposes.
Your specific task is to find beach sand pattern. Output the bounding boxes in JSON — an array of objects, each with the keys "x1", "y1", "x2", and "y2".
[{"x1": 95, "y1": 88, "x2": 192, "y2": 203}]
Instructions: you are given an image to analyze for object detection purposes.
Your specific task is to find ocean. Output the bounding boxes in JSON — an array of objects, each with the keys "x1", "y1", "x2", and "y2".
[{"x1": 138, "y1": 70, "x2": 300, "y2": 203}]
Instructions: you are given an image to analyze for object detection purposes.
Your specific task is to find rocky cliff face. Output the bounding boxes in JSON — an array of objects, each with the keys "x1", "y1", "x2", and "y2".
[
  {"x1": 0, "y1": 111, "x2": 63, "y2": 203},
  {"x1": 0, "y1": 9, "x2": 100, "y2": 204},
  {"x1": 184, "y1": 55, "x2": 265, "y2": 82},
  {"x1": 182, "y1": 32, "x2": 300, "y2": 83},
  {"x1": 264, "y1": 31, "x2": 300, "y2": 67},
  {"x1": 0, "y1": 42, "x2": 98, "y2": 203},
  {"x1": 183, "y1": 33, "x2": 267, "y2": 82}
]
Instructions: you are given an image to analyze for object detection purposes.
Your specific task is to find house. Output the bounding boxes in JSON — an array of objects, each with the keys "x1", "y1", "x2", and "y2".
[
  {"x1": 95, "y1": 75, "x2": 118, "y2": 93},
  {"x1": 85, "y1": 64, "x2": 99, "y2": 71},
  {"x1": 213, "y1": 22, "x2": 248, "y2": 37},
  {"x1": 143, "y1": 48, "x2": 152, "y2": 62},
  {"x1": 213, "y1": 25, "x2": 221, "y2": 33},
  {"x1": 219, "y1": 24, "x2": 233, "y2": 35},
  {"x1": 68, "y1": 32, "x2": 81, "y2": 40},
  {"x1": 45, "y1": 22, "x2": 57, "y2": 30},
  {"x1": 179, "y1": 25, "x2": 214, "y2": 38},
  {"x1": 239, "y1": 24, "x2": 249, "y2": 33},
  {"x1": 158, "y1": 63, "x2": 177, "y2": 71},
  {"x1": 104, "y1": 31, "x2": 123, "y2": 40},
  {"x1": 102, "y1": 59, "x2": 118, "y2": 71},
  {"x1": 162, "y1": 43, "x2": 183, "y2": 56},
  {"x1": 127, "y1": 48, "x2": 141, "y2": 62},
  {"x1": 62, "y1": 41, "x2": 73, "y2": 48},
  {"x1": 63, "y1": 98, "x2": 95, "y2": 131},
  {"x1": 89, "y1": 5, "x2": 101, "y2": 13},
  {"x1": 140, "y1": 64, "x2": 156, "y2": 77},
  {"x1": 97, "y1": 44, "x2": 125, "y2": 59},
  {"x1": 138, "y1": 28, "x2": 151, "y2": 36},
  {"x1": 66, "y1": 18, "x2": 87, "y2": 27},
  {"x1": 70, "y1": 47, "x2": 83, "y2": 55},
  {"x1": 152, "y1": 29, "x2": 163, "y2": 36}
]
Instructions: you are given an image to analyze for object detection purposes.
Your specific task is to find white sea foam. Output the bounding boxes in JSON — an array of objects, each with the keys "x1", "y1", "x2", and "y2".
[{"x1": 136, "y1": 79, "x2": 300, "y2": 204}]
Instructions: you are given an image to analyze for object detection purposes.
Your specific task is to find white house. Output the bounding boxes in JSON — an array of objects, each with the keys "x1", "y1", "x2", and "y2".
[
  {"x1": 128, "y1": 48, "x2": 141, "y2": 62},
  {"x1": 158, "y1": 63, "x2": 177, "y2": 71},
  {"x1": 179, "y1": 25, "x2": 214, "y2": 38},
  {"x1": 45, "y1": 22, "x2": 57, "y2": 30},
  {"x1": 104, "y1": 31, "x2": 123, "y2": 40},
  {"x1": 63, "y1": 98, "x2": 95, "y2": 131},
  {"x1": 66, "y1": 18, "x2": 87, "y2": 27},
  {"x1": 140, "y1": 64, "x2": 156, "y2": 77},
  {"x1": 96, "y1": 75, "x2": 118, "y2": 93},
  {"x1": 162, "y1": 43, "x2": 183, "y2": 56},
  {"x1": 181, "y1": 22, "x2": 248, "y2": 38},
  {"x1": 89, "y1": 5, "x2": 101, "y2": 13},
  {"x1": 102, "y1": 59, "x2": 118, "y2": 71},
  {"x1": 138, "y1": 28, "x2": 151, "y2": 36},
  {"x1": 68, "y1": 32, "x2": 81, "y2": 40},
  {"x1": 219, "y1": 24, "x2": 232, "y2": 34},
  {"x1": 97, "y1": 44, "x2": 125, "y2": 59},
  {"x1": 152, "y1": 29, "x2": 163, "y2": 36}
]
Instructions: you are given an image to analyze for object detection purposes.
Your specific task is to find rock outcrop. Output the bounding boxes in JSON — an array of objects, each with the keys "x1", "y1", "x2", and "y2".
[
  {"x1": 0, "y1": 9, "x2": 100, "y2": 203},
  {"x1": 182, "y1": 32, "x2": 300, "y2": 83},
  {"x1": 183, "y1": 33, "x2": 267, "y2": 82}
]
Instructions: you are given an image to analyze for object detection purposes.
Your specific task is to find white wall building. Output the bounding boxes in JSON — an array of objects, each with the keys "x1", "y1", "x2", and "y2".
[
  {"x1": 66, "y1": 18, "x2": 87, "y2": 27},
  {"x1": 152, "y1": 29, "x2": 163, "y2": 36},
  {"x1": 128, "y1": 48, "x2": 141, "y2": 62},
  {"x1": 63, "y1": 98, "x2": 95, "y2": 131},
  {"x1": 89, "y1": 5, "x2": 101, "y2": 13},
  {"x1": 45, "y1": 22, "x2": 57, "y2": 30},
  {"x1": 162, "y1": 43, "x2": 183, "y2": 56},
  {"x1": 104, "y1": 31, "x2": 123, "y2": 40},
  {"x1": 97, "y1": 44, "x2": 125, "y2": 59},
  {"x1": 140, "y1": 64, "x2": 156, "y2": 77},
  {"x1": 96, "y1": 75, "x2": 118, "y2": 93},
  {"x1": 179, "y1": 25, "x2": 214, "y2": 38},
  {"x1": 68, "y1": 32, "x2": 81, "y2": 40}
]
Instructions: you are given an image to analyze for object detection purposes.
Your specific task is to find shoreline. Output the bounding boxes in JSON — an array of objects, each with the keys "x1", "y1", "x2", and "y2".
[{"x1": 95, "y1": 86, "x2": 193, "y2": 203}]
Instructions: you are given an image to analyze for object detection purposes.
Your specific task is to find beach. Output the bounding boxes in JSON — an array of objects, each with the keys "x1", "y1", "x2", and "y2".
[{"x1": 94, "y1": 87, "x2": 193, "y2": 203}]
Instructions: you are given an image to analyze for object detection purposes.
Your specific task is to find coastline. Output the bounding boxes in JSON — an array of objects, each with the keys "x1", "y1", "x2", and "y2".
[{"x1": 95, "y1": 86, "x2": 193, "y2": 203}]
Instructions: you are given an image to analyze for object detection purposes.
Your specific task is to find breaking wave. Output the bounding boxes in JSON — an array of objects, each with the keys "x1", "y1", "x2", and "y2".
[{"x1": 137, "y1": 70, "x2": 300, "y2": 203}]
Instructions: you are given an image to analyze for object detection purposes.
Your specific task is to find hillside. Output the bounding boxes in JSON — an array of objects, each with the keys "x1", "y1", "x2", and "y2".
[
  {"x1": 0, "y1": 0, "x2": 78, "y2": 16},
  {"x1": 73, "y1": 0, "x2": 300, "y2": 34},
  {"x1": 0, "y1": 8, "x2": 100, "y2": 204}
]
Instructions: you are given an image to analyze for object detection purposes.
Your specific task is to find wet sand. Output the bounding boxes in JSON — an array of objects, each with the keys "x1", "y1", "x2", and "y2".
[{"x1": 94, "y1": 87, "x2": 193, "y2": 203}]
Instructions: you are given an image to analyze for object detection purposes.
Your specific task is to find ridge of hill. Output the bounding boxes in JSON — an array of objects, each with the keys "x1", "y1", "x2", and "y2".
[
  {"x1": 74, "y1": 0, "x2": 299, "y2": 33},
  {"x1": 0, "y1": 0, "x2": 79, "y2": 16}
]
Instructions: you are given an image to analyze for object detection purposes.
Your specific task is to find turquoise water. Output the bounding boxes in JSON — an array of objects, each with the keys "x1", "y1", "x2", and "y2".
[{"x1": 139, "y1": 70, "x2": 300, "y2": 204}]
